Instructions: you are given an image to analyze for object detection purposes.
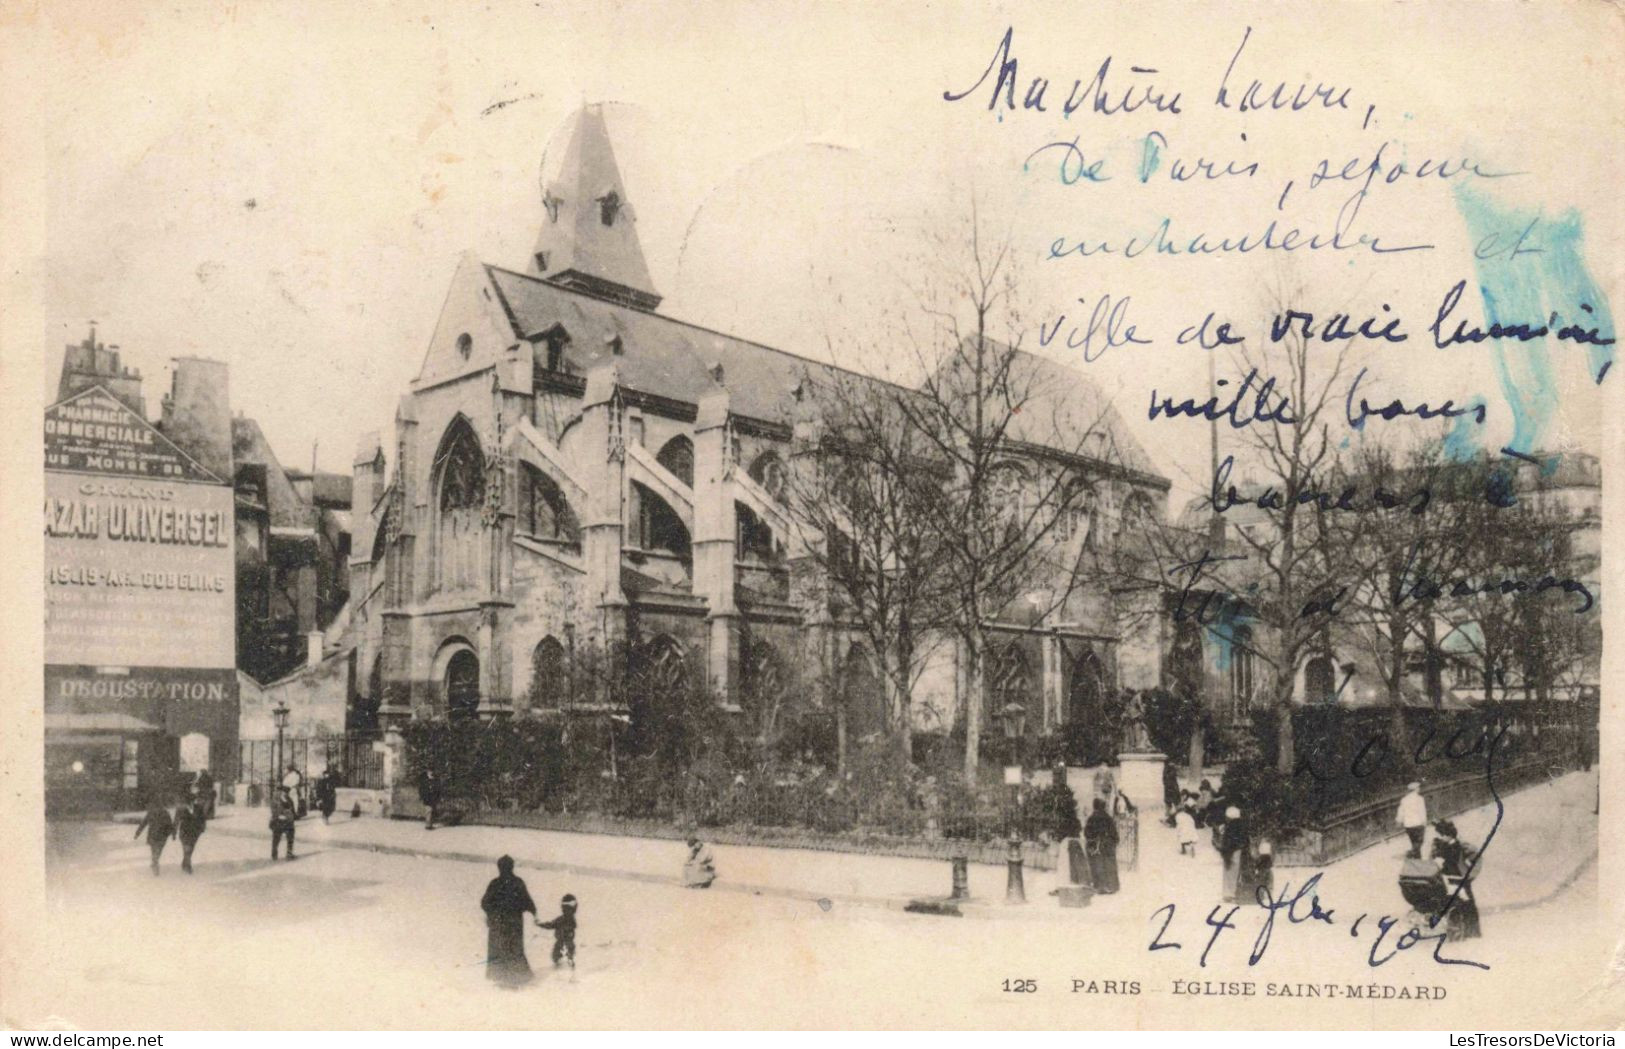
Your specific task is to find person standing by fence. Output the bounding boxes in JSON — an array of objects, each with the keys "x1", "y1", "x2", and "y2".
[
  {"x1": 1083, "y1": 798, "x2": 1120, "y2": 894},
  {"x1": 316, "y1": 766, "x2": 338, "y2": 824},
  {"x1": 1397, "y1": 781, "x2": 1428, "y2": 858},
  {"x1": 1219, "y1": 805, "x2": 1248, "y2": 903}
]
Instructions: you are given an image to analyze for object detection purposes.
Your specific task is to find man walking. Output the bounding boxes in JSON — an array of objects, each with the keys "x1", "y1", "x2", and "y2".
[
  {"x1": 134, "y1": 799, "x2": 176, "y2": 876},
  {"x1": 270, "y1": 786, "x2": 298, "y2": 861},
  {"x1": 176, "y1": 796, "x2": 207, "y2": 874},
  {"x1": 1396, "y1": 780, "x2": 1428, "y2": 858}
]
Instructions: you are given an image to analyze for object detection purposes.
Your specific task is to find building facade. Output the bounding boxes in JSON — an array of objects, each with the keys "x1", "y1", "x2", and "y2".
[
  {"x1": 346, "y1": 107, "x2": 1180, "y2": 776},
  {"x1": 45, "y1": 328, "x2": 354, "y2": 813}
]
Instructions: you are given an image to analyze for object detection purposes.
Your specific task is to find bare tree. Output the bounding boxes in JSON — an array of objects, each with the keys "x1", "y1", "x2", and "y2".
[
  {"x1": 885, "y1": 219, "x2": 1129, "y2": 779},
  {"x1": 1219, "y1": 272, "x2": 1357, "y2": 773},
  {"x1": 783, "y1": 366, "x2": 952, "y2": 761}
]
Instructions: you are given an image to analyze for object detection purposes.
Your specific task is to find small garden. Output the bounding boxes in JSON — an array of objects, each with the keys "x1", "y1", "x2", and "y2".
[{"x1": 399, "y1": 679, "x2": 1586, "y2": 850}]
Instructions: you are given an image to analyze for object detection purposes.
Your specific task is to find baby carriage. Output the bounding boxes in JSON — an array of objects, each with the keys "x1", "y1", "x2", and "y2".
[{"x1": 1398, "y1": 856, "x2": 1451, "y2": 936}]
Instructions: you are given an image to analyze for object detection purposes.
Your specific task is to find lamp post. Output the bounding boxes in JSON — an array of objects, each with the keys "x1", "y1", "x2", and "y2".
[{"x1": 272, "y1": 700, "x2": 290, "y2": 804}]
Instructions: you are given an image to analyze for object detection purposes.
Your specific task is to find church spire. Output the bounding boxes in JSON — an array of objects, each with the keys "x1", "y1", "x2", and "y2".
[{"x1": 531, "y1": 105, "x2": 662, "y2": 312}]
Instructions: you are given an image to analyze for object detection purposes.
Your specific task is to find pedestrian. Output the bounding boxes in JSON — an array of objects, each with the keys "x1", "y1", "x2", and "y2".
[
  {"x1": 1219, "y1": 805, "x2": 1249, "y2": 902},
  {"x1": 536, "y1": 894, "x2": 578, "y2": 969},
  {"x1": 1175, "y1": 797, "x2": 1198, "y2": 857},
  {"x1": 194, "y1": 768, "x2": 216, "y2": 818},
  {"x1": 269, "y1": 786, "x2": 297, "y2": 861},
  {"x1": 282, "y1": 764, "x2": 305, "y2": 818},
  {"x1": 1397, "y1": 781, "x2": 1428, "y2": 858},
  {"x1": 316, "y1": 766, "x2": 338, "y2": 824},
  {"x1": 176, "y1": 796, "x2": 207, "y2": 874},
  {"x1": 417, "y1": 763, "x2": 442, "y2": 831},
  {"x1": 683, "y1": 836, "x2": 717, "y2": 888},
  {"x1": 1162, "y1": 763, "x2": 1181, "y2": 826},
  {"x1": 480, "y1": 855, "x2": 537, "y2": 987},
  {"x1": 133, "y1": 799, "x2": 176, "y2": 876},
  {"x1": 1207, "y1": 788, "x2": 1229, "y2": 853},
  {"x1": 1429, "y1": 820, "x2": 1482, "y2": 940},
  {"x1": 1250, "y1": 840, "x2": 1274, "y2": 904},
  {"x1": 1194, "y1": 779, "x2": 1213, "y2": 829},
  {"x1": 1083, "y1": 798, "x2": 1120, "y2": 894}
]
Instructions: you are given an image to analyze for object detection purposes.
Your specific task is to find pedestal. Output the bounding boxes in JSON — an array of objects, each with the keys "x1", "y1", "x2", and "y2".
[{"x1": 1116, "y1": 751, "x2": 1166, "y2": 811}]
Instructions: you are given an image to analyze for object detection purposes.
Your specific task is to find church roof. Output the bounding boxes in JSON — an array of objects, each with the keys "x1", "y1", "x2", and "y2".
[
  {"x1": 487, "y1": 263, "x2": 1165, "y2": 485},
  {"x1": 490, "y1": 263, "x2": 846, "y2": 426}
]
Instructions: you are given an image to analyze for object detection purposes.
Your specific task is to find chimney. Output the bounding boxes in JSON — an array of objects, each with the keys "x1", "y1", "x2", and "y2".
[{"x1": 161, "y1": 357, "x2": 233, "y2": 480}]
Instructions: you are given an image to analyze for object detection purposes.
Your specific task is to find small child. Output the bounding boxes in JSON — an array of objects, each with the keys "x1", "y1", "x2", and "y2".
[
  {"x1": 536, "y1": 893, "x2": 577, "y2": 968},
  {"x1": 1175, "y1": 797, "x2": 1198, "y2": 857}
]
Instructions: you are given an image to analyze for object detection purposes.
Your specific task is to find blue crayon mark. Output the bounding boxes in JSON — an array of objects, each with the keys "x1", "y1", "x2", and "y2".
[
  {"x1": 1542, "y1": 208, "x2": 1616, "y2": 388},
  {"x1": 1451, "y1": 187, "x2": 1616, "y2": 456},
  {"x1": 1139, "y1": 131, "x2": 1164, "y2": 184},
  {"x1": 1441, "y1": 411, "x2": 1484, "y2": 462}
]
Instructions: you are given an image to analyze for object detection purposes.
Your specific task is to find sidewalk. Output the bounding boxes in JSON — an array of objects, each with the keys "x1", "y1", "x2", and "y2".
[
  {"x1": 1123, "y1": 767, "x2": 1597, "y2": 919},
  {"x1": 175, "y1": 806, "x2": 1136, "y2": 921},
  {"x1": 132, "y1": 768, "x2": 1595, "y2": 921}
]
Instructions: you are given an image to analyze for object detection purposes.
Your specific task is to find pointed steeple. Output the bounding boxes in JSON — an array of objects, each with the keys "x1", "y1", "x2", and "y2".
[{"x1": 531, "y1": 105, "x2": 662, "y2": 312}]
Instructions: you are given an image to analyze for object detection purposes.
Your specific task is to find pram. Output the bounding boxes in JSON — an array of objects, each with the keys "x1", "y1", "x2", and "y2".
[{"x1": 1398, "y1": 856, "x2": 1451, "y2": 936}]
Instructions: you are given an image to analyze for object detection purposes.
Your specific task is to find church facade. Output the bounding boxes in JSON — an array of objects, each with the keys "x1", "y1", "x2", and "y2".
[{"x1": 345, "y1": 107, "x2": 1181, "y2": 766}]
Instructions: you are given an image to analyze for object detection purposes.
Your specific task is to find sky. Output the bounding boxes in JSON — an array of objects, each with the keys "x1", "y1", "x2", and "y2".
[{"x1": 31, "y1": 0, "x2": 1621, "y2": 512}]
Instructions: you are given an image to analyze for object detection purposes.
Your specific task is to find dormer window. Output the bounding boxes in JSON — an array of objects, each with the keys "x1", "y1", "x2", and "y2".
[{"x1": 598, "y1": 190, "x2": 621, "y2": 227}]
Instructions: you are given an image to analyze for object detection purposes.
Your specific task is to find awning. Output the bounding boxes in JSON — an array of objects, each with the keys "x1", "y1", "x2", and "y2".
[{"x1": 45, "y1": 712, "x2": 160, "y2": 735}]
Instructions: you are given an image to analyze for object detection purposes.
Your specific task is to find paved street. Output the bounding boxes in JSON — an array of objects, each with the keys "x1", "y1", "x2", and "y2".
[{"x1": 27, "y1": 771, "x2": 1604, "y2": 1029}]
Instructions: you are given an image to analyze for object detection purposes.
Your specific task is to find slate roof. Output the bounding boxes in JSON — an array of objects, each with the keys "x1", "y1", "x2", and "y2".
[
  {"x1": 487, "y1": 263, "x2": 1166, "y2": 487},
  {"x1": 489, "y1": 263, "x2": 851, "y2": 426}
]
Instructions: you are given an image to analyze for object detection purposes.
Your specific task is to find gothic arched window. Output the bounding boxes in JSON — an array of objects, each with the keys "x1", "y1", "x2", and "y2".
[
  {"x1": 529, "y1": 636, "x2": 567, "y2": 709},
  {"x1": 1060, "y1": 477, "x2": 1096, "y2": 548},
  {"x1": 656, "y1": 435, "x2": 694, "y2": 488},
  {"x1": 841, "y1": 644, "x2": 885, "y2": 742},
  {"x1": 445, "y1": 648, "x2": 480, "y2": 719},
  {"x1": 522, "y1": 464, "x2": 580, "y2": 545},
  {"x1": 1229, "y1": 624, "x2": 1256, "y2": 722},
  {"x1": 1119, "y1": 490, "x2": 1155, "y2": 545},
  {"x1": 434, "y1": 418, "x2": 485, "y2": 593},
  {"x1": 989, "y1": 462, "x2": 1029, "y2": 539},
  {"x1": 742, "y1": 637, "x2": 785, "y2": 733},
  {"x1": 1069, "y1": 651, "x2": 1106, "y2": 728},
  {"x1": 632, "y1": 482, "x2": 691, "y2": 559},
  {"x1": 736, "y1": 502, "x2": 777, "y2": 563},
  {"x1": 1304, "y1": 655, "x2": 1336, "y2": 705},
  {"x1": 437, "y1": 421, "x2": 485, "y2": 512},
  {"x1": 749, "y1": 451, "x2": 788, "y2": 503},
  {"x1": 985, "y1": 643, "x2": 1035, "y2": 736}
]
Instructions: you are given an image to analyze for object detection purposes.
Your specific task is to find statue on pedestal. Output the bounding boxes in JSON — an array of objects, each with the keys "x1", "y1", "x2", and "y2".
[{"x1": 1121, "y1": 691, "x2": 1152, "y2": 753}]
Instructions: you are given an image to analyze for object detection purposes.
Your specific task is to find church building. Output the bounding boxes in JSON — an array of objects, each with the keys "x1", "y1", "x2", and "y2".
[{"x1": 346, "y1": 106, "x2": 1178, "y2": 773}]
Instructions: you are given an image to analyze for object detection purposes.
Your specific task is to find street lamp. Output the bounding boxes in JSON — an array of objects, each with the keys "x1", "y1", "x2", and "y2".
[{"x1": 272, "y1": 701, "x2": 290, "y2": 802}]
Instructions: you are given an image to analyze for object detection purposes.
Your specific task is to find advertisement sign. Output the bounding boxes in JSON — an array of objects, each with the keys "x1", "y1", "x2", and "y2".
[
  {"x1": 44, "y1": 470, "x2": 236, "y2": 670},
  {"x1": 46, "y1": 387, "x2": 220, "y2": 482},
  {"x1": 44, "y1": 388, "x2": 235, "y2": 678}
]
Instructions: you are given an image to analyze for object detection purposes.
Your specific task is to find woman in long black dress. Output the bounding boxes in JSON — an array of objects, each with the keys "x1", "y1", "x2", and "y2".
[
  {"x1": 1083, "y1": 798, "x2": 1120, "y2": 894},
  {"x1": 481, "y1": 855, "x2": 538, "y2": 986},
  {"x1": 1430, "y1": 820, "x2": 1482, "y2": 940}
]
